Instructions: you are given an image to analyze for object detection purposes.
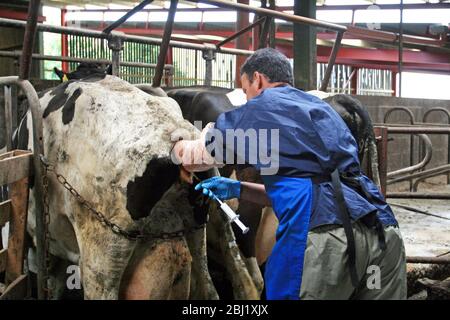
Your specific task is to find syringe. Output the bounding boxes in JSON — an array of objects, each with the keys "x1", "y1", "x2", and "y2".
[{"x1": 211, "y1": 194, "x2": 249, "y2": 234}]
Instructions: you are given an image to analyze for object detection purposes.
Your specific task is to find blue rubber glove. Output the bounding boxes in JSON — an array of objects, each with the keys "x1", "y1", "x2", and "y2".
[{"x1": 195, "y1": 177, "x2": 241, "y2": 200}]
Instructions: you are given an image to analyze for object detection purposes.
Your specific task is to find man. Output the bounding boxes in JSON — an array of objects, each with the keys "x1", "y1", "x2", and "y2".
[{"x1": 172, "y1": 48, "x2": 406, "y2": 300}]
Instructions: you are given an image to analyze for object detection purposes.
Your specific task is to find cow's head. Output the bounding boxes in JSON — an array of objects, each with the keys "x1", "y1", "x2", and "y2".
[{"x1": 53, "y1": 63, "x2": 112, "y2": 82}]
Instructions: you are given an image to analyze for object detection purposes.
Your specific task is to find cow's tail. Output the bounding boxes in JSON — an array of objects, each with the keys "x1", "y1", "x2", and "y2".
[
  {"x1": 327, "y1": 94, "x2": 381, "y2": 188},
  {"x1": 349, "y1": 97, "x2": 381, "y2": 188}
]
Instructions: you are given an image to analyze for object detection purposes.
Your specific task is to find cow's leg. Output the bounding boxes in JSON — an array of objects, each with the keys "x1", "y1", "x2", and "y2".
[
  {"x1": 119, "y1": 239, "x2": 191, "y2": 300},
  {"x1": 185, "y1": 226, "x2": 219, "y2": 300},
  {"x1": 208, "y1": 201, "x2": 260, "y2": 300},
  {"x1": 75, "y1": 223, "x2": 135, "y2": 300}
]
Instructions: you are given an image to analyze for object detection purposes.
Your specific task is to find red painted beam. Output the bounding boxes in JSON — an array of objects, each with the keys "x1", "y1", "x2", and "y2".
[
  {"x1": 87, "y1": 26, "x2": 449, "y2": 74},
  {"x1": 0, "y1": 8, "x2": 45, "y2": 22},
  {"x1": 61, "y1": 9, "x2": 68, "y2": 72}
]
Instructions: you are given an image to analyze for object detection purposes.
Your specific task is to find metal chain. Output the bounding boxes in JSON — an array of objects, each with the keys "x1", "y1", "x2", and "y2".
[
  {"x1": 40, "y1": 156, "x2": 53, "y2": 300},
  {"x1": 39, "y1": 155, "x2": 205, "y2": 243}
]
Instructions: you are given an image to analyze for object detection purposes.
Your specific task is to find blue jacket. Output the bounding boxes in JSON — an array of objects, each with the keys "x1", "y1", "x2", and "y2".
[{"x1": 209, "y1": 85, "x2": 398, "y2": 229}]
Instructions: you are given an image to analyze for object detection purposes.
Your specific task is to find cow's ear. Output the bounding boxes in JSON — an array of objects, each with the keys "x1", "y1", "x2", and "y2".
[{"x1": 53, "y1": 67, "x2": 68, "y2": 82}]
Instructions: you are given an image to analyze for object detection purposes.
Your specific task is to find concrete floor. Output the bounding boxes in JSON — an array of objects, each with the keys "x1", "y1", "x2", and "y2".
[{"x1": 389, "y1": 198, "x2": 450, "y2": 258}]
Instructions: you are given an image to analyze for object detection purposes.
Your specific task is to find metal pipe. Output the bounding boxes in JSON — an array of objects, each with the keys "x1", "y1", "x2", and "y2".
[
  {"x1": 4, "y1": 86, "x2": 12, "y2": 151},
  {"x1": 407, "y1": 256, "x2": 450, "y2": 264},
  {"x1": 152, "y1": 0, "x2": 178, "y2": 88},
  {"x1": 387, "y1": 127, "x2": 450, "y2": 134},
  {"x1": 0, "y1": 18, "x2": 254, "y2": 56},
  {"x1": 413, "y1": 166, "x2": 450, "y2": 191},
  {"x1": 389, "y1": 203, "x2": 450, "y2": 221},
  {"x1": 19, "y1": 0, "x2": 40, "y2": 80},
  {"x1": 203, "y1": 48, "x2": 215, "y2": 86},
  {"x1": 383, "y1": 107, "x2": 416, "y2": 191},
  {"x1": 0, "y1": 76, "x2": 46, "y2": 300},
  {"x1": 387, "y1": 134, "x2": 432, "y2": 179},
  {"x1": 186, "y1": 0, "x2": 444, "y2": 48},
  {"x1": 187, "y1": 0, "x2": 347, "y2": 32},
  {"x1": 320, "y1": 31, "x2": 343, "y2": 92},
  {"x1": 70, "y1": 3, "x2": 450, "y2": 13},
  {"x1": 423, "y1": 108, "x2": 450, "y2": 185},
  {"x1": 387, "y1": 192, "x2": 450, "y2": 200},
  {"x1": 387, "y1": 164, "x2": 450, "y2": 185},
  {"x1": 103, "y1": 0, "x2": 154, "y2": 34},
  {"x1": 217, "y1": 17, "x2": 266, "y2": 49},
  {"x1": 0, "y1": 50, "x2": 171, "y2": 70}
]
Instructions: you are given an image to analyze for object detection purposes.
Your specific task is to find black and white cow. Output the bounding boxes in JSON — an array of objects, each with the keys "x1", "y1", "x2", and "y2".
[{"x1": 14, "y1": 74, "x2": 229, "y2": 300}]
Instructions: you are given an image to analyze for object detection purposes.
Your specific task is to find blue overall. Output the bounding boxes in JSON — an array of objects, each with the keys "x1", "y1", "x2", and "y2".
[{"x1": 208, "y1": 86, "x2": 398, "y2": 300}]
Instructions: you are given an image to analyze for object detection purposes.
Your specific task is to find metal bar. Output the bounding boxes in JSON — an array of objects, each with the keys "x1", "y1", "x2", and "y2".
[
  {"x1": 413, "y1": 166, "x2": 450, "y2": 191},
  {"x1": 387, "y1": 134, "x2": 432, "y2": 179},
  {"x1": 19, "y1": 0, "x2": 40, "y2": 80},
  {"x1": 373, "y1": 127, "x2": 388, "y2": 196},
  {"x1": 103, "y1": 0, "x2": 154, "y2": 35},
  {"x1": 0, "y1": 50, "x2": 171, "y2": 70},
  {"x1": 187, "y1": 0, "x2": 347, "y2": 32},
  {"x1": 387, "y1": 164, "x2": 450, "y2": 185},
  {"x1": 383, "y1": 107, "x2": 416, "y2": 191},
  {"x1": 389, "y1": 203, "x2": 450, "y2": 221},
  {"x1": 0, "y1": 77, "x2": 46, "y2": 300},
  {"x1": 0, "y1": 18, "x2": 254, "y2": 56},
  {"x1": 258, "y1": 16, "x2": 271, "y2": 49},
  {"x1": 407, "y1": 256, "x2": 450, "y2": 264},
  {"x1": 69, "y1": 3, "x2": 450, "y2": 13},
  {"x1": 203, "y1": 49, "x2": 215, "y2": 86},
  {"x1": 387, "y1": 192, "x2": 450, "y2": 200},
  {"x1": 4, "y1": 86, "x2": 13, "y2": 152},
  {"x1": 387, "y1": 127, "x2": 450, "y2": 134},
  {"x1": 320, "y1": 31, "x2": 344, "y2": 92},
  {"x1": 217, "y1": 17, "x2": 266, "y2": 49},
  {"x1": 423, "y1": 108, "x2": 450, "y2": 185},
  {"x1": 152, "y1": 0, "x2": 178, "y2": 88}
]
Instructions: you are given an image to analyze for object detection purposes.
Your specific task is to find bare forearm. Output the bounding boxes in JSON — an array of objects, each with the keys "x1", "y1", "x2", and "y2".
[{"x1": 240, "y1": 182, "x2": 272, "y2": 207}]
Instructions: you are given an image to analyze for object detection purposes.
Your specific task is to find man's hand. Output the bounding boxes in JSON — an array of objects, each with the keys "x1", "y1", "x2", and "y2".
[{"x1": 195, "y1": 177, "x2": 241, "y2": 200}]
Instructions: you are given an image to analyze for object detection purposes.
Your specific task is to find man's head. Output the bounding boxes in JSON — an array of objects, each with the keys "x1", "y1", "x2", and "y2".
[{"x1": 240, "y1": 48, "x2": 293, "y2": 100}]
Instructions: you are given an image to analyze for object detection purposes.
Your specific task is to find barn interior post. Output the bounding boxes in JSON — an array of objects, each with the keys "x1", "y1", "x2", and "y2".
[
  {"x1": 202, "y1": 48, "x2": 216, "y2": 86},
  {"x1": 103, "y1": 0, "x2": 155, "y2": 34},
  {"x1": 293, "y1": 0, "x2": 317, "y2": 91},
  {"x1": 19, "y1": 0, "x2": 41, "y2": 80},
  {"x1": 235, "y1": 0, "x2": 250, "y2": 87},
  {"x1": 319, "y1": 31, "x2": 344, "y2": 92},
  {"x1": 152, "y1": 0, "x2": 178, "y2": 88},
  {"x1": 108, "y1": 34, "x2": 124, "y2": 77}
]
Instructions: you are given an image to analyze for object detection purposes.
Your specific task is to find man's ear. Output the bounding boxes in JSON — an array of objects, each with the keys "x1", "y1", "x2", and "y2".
[{"x1": 254, "y1": 72, "x2": 264, "y2": 90}]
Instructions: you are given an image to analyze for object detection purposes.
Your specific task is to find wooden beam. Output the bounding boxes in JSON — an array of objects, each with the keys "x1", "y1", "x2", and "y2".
[
  {"x1": 0, "y1": 248, "x2": 6, "y2": 272},
  {"x1": 5, "y1": 177, "x2": 29, "y2": 285},
  {"x1": 0, "y1": 150, "x2": 32, "y2": 186},
  {"x1": 0, "y1": 200, "x2": 11, "y2": 227}
]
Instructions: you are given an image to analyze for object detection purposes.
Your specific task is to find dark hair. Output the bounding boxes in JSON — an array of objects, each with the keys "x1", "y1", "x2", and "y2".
[{"x1": 240, "y1": 48, "x2": 293, "y2": 85}]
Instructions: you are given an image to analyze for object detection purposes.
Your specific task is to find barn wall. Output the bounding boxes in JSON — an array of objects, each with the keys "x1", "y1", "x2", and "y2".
[{"x1": 355, "y1": 95, "x2": 450, "y2": 183}]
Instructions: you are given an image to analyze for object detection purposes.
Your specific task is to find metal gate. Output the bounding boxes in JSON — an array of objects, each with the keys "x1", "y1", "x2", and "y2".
[
  {"x1": 172, "y1": 47, "x2": 236, "y2": 88},
  {"x1": 357, "y1": 68, "x2": 393, "y2": 96},
  {"x1": 67, "y1": 35, "x2": 161, "y2": 84}
]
